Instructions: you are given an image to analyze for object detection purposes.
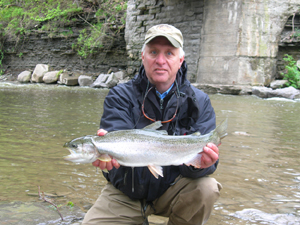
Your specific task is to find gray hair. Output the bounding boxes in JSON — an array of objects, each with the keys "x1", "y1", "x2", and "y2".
[{"x1": 141, "y1": 43, "x2": 185, "y2": 59}]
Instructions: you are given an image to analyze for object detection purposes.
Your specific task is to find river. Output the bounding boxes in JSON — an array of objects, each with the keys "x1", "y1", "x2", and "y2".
[{"x1": 0, "y1": 82, "x2": 300, "y2": 224}]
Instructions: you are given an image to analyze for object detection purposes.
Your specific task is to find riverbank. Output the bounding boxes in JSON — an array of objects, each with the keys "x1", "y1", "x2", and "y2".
[
  {"x1": 0, "y1": 201, "x2": 169, "y2": 225},
  {"x1": 1, "y1": 72, "x2": 300, "y2": 100}
]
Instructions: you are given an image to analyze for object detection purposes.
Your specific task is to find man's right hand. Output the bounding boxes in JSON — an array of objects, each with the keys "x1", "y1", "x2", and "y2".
[{"x1": 92, "y1": 129, "x2": 120, "y2": 170}]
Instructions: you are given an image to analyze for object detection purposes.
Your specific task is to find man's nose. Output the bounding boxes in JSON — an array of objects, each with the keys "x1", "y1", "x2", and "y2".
[{"x1": 155, "y1": 53, "x2": 166, "y2": 65}]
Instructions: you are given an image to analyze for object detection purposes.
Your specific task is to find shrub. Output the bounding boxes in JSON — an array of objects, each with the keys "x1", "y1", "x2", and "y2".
[{"x1": 281, "y1": 54, "x2": 300, "y2": 89}]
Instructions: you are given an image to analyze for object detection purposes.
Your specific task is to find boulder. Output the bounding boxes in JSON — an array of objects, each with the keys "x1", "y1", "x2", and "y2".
[
  {"x1": 43, "y1": 71, "x2": 60, "y2": 84},
  {"x1": 270, "y1": 80, "x2": 288, "y2": 89},
  {"x1": 252, "y1": 86, "x2": 272, "y2": 98},
  {"x1": 17, "y1": 71, "x2": 32, "y2": 83},
  {"x1": 105, "y1": 73, "x2": 119, "y2": 88},
  {"x1": 252, "y1": 86, "x2": 300, "y2": 99},
  {"x1": 90, "y1": 74, "x2": 110, "y2": 88},
  {"x1": 269, "y1": 87, "x2": 300, "y2": 99},
  {"x1": 113, "y1": 71, "x2": 125, "y2": 80},
  {"x1": 59, "y1": 72, "x2": 79, "y2": 86},
  {"x1": 31, "y1": 64, "x2": 49, "y2": 83},
  {"x1": 78, "y1": 75, "x2": 93, "y2": 87}
]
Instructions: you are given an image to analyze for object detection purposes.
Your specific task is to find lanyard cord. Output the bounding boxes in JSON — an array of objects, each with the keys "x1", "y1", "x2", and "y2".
[{"x1": 141, "y1": 86, "x2": 179, "y2": 124}]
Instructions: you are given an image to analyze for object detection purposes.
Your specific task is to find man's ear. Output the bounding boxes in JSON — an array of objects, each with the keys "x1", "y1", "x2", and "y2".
[
  {"x1": 141, "y1": 52, "x2": 144, "y2": 62},
  {"x1": 179, "y1": 56, "x2": 184, "y2": 68}
]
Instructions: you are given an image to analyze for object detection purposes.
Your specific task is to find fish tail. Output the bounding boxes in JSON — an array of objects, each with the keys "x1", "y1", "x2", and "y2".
[{"x1": 216, "y1": 118, "x2": 228, "y2": 140}]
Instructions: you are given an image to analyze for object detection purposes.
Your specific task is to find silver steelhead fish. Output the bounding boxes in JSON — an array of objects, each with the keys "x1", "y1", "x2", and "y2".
[{"x1": 63, "y1": 119, "x2": 228, "y2": 178}]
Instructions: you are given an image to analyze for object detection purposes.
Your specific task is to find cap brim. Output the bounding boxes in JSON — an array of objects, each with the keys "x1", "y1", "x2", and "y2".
[{"x1": 145, "y1": 35, "x2": 181, "y2": 48}]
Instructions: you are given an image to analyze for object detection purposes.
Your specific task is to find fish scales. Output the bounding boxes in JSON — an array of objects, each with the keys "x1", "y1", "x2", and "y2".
[{"x1": 64, "y1": 119, "x2": 228, "y2": 178}]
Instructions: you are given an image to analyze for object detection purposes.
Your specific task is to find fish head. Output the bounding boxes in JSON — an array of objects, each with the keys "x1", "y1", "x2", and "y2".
[{"x1": 63, "y1": 136, "x2": 99, "y2": 163}]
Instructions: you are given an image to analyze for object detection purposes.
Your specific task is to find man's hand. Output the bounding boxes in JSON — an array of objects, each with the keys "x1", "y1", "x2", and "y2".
[
  {"x1": 92, "y1": 129, "x2": 120, "y2": 170},
  {"x1": 200, "y1": 143, "x2": 219, "y2": 168}
]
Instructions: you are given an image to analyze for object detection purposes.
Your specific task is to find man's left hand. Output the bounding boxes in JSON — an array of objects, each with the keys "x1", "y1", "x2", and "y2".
[{"x1": 200, "y1": 143, "x2": 219, "y2": 168}]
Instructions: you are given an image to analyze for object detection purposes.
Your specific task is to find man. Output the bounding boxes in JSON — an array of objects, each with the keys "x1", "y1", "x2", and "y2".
[{"x1": 82, "y1": 24, "x2": 222, "y2": 225}]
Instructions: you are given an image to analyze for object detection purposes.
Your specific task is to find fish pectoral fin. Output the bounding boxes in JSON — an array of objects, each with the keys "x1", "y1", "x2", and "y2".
[
  {"x1": 148, "y1": 165, "x2": 163, "y2": 179},
  {"x1": 184, "y1": 154, "x2": 202, "y2": 169},
  {"x1": 98, "y1": 154, "x2": 112, "y2": 162}
]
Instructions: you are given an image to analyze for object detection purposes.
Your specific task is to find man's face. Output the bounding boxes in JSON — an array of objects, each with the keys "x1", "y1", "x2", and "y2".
[{"x1": 142, "y1": 36, "x2": 184, "y2": 92}]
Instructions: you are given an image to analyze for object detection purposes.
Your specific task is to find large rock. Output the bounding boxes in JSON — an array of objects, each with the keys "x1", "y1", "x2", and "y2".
[
  {"x1": 59, "y1": 72, "x2": 79, "y2": 86},
  {"x1": 91, "y1": 74, "x2": 110, "y2": 88},
  {"x1": 31, "y1": 64, "x2": 49, "y2": 83},
  {"x1": 252, "y1": 86, "x2": 300, "y2": 99},
  {"x1": 90, "y1": 73, "x2": 120, "y2": 88},
  {"x1": 113, "y1": 71, "x2": 125, "y2": 80},
  {"x1": 252, "y1": 87, "x2": 272, "y2": 98},
  {"x1": 105, "y1": 73, "x2": 119, "y2": 88},
  {"x1": 43, "y1": 71, "x2": 60, "y2": 84},
  {"x1": 78, "y1": 75, "x2": 93, "y2": 87},
  {"x1": 270, "y1": 87, "x2": 300, "y2": 99},
  {"x1": 270, "y1": 80, "x2": 288, "y2": 89},
  {"x1": 17, "y1": 71, "x2": 32, "y2": 83}
]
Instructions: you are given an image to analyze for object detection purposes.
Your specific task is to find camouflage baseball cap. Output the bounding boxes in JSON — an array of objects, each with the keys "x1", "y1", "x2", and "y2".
[{"x1": 145, "y1": 24, "x2": 183, "y2": 48}]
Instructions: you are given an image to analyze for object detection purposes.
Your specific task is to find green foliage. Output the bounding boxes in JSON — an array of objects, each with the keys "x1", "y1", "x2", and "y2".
[
  {"x1": 281, "y1": 54, "x2": 300, "y2": 89},
  {"x1": 0, "y1": 0, "x2": 128, "y2": 61},
  {"x1": 73, "y1": 0, "x2": 127, "y2": 58},
  {"x1": 74, "y1": 24, "x2": 106, "y2": 58},
  {"x1": 67, "y1": 201, "x2": 74, "y2": 208}
]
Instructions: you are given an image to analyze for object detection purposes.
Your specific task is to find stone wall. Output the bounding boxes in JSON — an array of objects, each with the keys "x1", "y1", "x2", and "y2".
[
  {"x1": 2, "y1": 0, "x2": 300, "y2": 86},
  {"x1": 126, "y1": 0, "x2": 300, "y2": 86},
  {"x1": 198, "y1": 0, "x2": 300, "y2": 86},
  {"x1": 277, "y1": 14, "x2": 300, "y2": 79},
  {"x1": 2, "y1": 18, "x2": 128, "y2": 76}
]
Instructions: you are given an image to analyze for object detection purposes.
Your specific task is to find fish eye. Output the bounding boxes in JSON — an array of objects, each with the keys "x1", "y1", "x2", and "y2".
[{"x1": 71, "y1": 143, "x2": 78, "y2": 148}]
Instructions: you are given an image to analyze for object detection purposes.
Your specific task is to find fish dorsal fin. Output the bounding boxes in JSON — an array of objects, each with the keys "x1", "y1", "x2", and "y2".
[
  {"x1": 143, "y1": 121, "x2": 162, "y2": 130},
  {"x1": 148, "y1": 165, "x2": 164, "y2": 179},
  {"x1": 191, "y1": 131, "x2": 201, "y2": 136}
]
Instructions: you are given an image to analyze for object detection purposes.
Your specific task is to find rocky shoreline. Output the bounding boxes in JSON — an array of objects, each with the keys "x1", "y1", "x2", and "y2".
[{"x1": 1, "y1": 64, "x2": 300, "y2": 101}]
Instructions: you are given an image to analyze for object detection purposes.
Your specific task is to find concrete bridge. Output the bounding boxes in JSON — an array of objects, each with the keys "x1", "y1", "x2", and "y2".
[{"x1": 125, "y1": 0, "x2": 300, "y2": 87}]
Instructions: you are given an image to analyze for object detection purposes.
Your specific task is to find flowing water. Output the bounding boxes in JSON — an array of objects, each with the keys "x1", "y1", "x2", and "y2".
[{"x1": 0, "y1": 82, "x2": 300, "y2": 224}]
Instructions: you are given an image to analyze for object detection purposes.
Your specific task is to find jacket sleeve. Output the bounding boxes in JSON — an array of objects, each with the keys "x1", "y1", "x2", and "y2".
[
  {"x1": 100, "y1": 84, "x2": 136, "y2": 132},
  {"x1": 179, "y1": 88, "x2": 219, "y2": 178}
]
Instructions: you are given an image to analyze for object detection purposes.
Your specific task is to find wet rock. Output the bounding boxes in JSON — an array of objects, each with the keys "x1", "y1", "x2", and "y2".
[
  {"x1": 90, "y1": 73, "x2": 119, "y2": 88},
  {"x1": 17, "y1": 71, "x2": 32, "y2": 83},
  {"x1": 113, "y1": 71, "x2": 125, "y2": 80},
  {"x1": 252, "y1": 86, "x2": 272, "y2": 98},
  {"x1": 43, "y1": 71, "x2": 60, "y2": 84},
  {"x1": 252, "y1": 86, "x2": 300, "y2": 99},
  {"x1": 105, "y1": 73, "x2": 119, "y2": 88},
  {"x1": 270, "y1": 86, "x2": 300, "y2": 99},
  {"x1": 192, "y1": 84, "x2": 252, "y2": 95},
  {"x1": 90, "y1": 74, "x2": 109, "y2": 88},
  {"x1": 270, "y1": 80, "x2": 288, "y2": 89},
  {"x1": 31, "y1": 64, "x2": 49, "y2": 83},
  {"x1": 78, "y1": 75, "x2": 93, "y2": 87},
  {"x1": 59, "y1": 72, "x2": 79, "y2": 86}
]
